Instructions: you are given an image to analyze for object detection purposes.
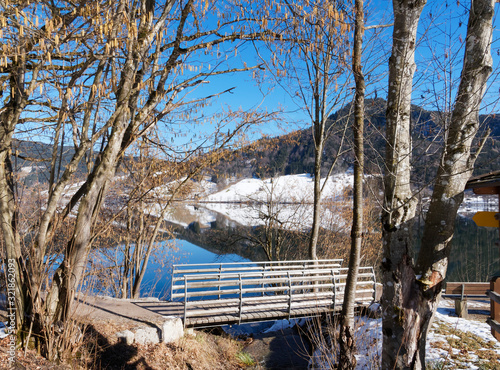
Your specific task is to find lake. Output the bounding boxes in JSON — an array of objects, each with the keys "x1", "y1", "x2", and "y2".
[
  {"x1": 163, "y1": 203, "x2": 500, "y2": 282},
  {"x1": 138, "y1": 239, "x2": 251, "y2": 299},
  {"x1": 88, "y1": 201, "x2": 499, "y2": 300}
]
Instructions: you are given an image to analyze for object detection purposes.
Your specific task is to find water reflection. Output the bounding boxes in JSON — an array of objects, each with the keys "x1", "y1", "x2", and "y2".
[
  {"x1": 165, "y1": 203, "x2": 499, "y2": 283},
  {"x1": 87, "y1": 202, "x2": 498, "y2": 300},
  {"x1": 139, "y1": 239, "x2": 250, "y2": 299}
]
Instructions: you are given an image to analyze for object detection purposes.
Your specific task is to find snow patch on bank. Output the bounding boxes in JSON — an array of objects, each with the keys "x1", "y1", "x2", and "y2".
[{"x1": 307, "y1": 298, "x2": 498, "y2": 369}]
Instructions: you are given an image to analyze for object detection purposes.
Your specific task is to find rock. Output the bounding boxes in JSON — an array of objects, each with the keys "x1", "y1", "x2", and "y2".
[
  {"x1": 114, "y1": 316, "x2": 183, "y2": 345},
  {"x1": 116, "y1": 330, "x2": 134, "y2": 345},
  {"x1": 161, "y1": 316, "x2": 184, "y2": 343},
  {"x1": 134, "y1": 326, "x2": 160, "y2": 345}
]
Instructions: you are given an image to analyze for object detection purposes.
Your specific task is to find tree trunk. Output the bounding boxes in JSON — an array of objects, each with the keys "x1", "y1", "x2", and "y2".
[
  {"x1": 309, "y1": 145, "x2": 323, "y2": 261},
  {"x1": 0, "y1": 112, "x2": 26, "y2": 330},
  {"x1": 47, "y1": 108, "x2": 130, "y2": 322},
  {"x1": 412, "y1": 0, "x2": 495, "y2": 365},
  {"x1": 339, "y1": 0, "x2": 365, "y2": 368},
  {"x1": 309, "y1": 61, "x2": 325, "y2": 261},
  {"x1": 381, "y1": 0, "x2": 426, "y2": 368},
  {"x1": 0, "y1": 65, "x2": 31, "y2": 331},
  {"x1": 381, "y1": 0, "x2": 494, "y2": 368}
]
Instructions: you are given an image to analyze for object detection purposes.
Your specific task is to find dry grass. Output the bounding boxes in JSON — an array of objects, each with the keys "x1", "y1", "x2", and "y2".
[
  {"x1": 168, "y1": 332, "x2": 248, "y2": 370},
  {"x1": 0, "y1": 320, "x2": 253, "y2": 370},
  {"x1": 429, "y1": 322, "x2": 500, "y2": 369},
  {"x1": 81, "y1": 322, "x2": 252, "y2": 370}
]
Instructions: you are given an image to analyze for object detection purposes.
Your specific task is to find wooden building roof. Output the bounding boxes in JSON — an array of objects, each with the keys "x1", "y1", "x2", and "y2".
[{"x1": 466, "y1": 170, "x2": 500, "y2": 195}]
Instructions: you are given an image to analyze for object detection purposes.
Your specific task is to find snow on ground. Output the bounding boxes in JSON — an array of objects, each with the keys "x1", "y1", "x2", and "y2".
[
  {"x1": 306, "y1": 298, "x2": 500, "y2": 369},
  {"x1": 204, "y1": 173, "x2": 353, "y2": 203},
  {"x1": 177, "y1": 173, "x2": 354, "y2": 229},
  {"x1": 202, "y1": 201, "x2": 347, "y2": 230}
]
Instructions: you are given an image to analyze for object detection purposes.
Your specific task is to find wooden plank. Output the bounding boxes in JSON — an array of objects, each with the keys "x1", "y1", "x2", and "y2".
[
  {"x1": 176, "y1": 269, "x2": 370, "y2": 287},
  {"x1": 179, "y1": 275, "x2": 335, "y2": 290},
  {"x1": 177, "y1": 274, "x2": 374, "y2": 292},
  {"x1": 173, "y1": 259, "x2": 344, "y2": 276},
  {"x1": 446, "y1": 281, "x2": 489, "y2": 288},
  {"x1": 491, "y1": 277, "x2": 500, "y2": 342},
  {"x1": 472, "y1": 186, "x2": 500, "y2": 195},
  {"x1": 188, "y1": 306, "x2": 239, "y2": 317},
  {"x1": 174, "y1": 258, "x2": 343, "y2": 268},
  {"x1": 445, "y1": 282, "x2": 489, "y2": 295},
  {"x1": 487, "y1": 318, "x2": 500, "y2": 336},
  {"x1": 487, "y1": 290, "x2": 500, "y2": 305},
  {"x1": 177, "y1": 268, "x2": 340, "y2": 281},
  {"x1": 246, "y1": 312, "x2": 258, "y2": 321}
]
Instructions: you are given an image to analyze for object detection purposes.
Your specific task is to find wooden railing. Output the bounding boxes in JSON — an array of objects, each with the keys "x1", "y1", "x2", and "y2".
[
  {"x1": 171, "y1": 260, "x2": 376, "y2": 328},
  {"x1": 171, "y1": 259, "x2": 342, "y2": 300},
  {"x1": 489, "y1": 277, "x2": 500, "y2": 342}
]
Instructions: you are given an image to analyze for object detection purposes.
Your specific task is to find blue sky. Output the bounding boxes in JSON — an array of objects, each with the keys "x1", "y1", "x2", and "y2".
[
  {"x1": 13, "y1": 0, "x2": 500, "y2": 148},
  {"x1": 177, "y1": 0, "x2": 500, "y2": 149}
]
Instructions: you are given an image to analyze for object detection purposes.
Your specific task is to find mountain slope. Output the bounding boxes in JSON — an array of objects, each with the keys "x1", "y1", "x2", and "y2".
[{"x1": 214, "y1": 98, "x2": 499, "y2": 183}]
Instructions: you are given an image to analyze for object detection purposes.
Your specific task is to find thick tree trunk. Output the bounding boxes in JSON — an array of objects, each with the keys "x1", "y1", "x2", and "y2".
[
  {"x1": 382, "y1": 0, "x2": 494, "y2": 368},
  {"x1": 381, "y1": 0, "x2": 426, "y2": 368},
  {"x1": 0, "y1": 113, "x2": 26, "y2": 330},
  {"x1": 411, "y1": 0, "x2": 495, "y2": 364},
  {"x1": 47, "y1": 108, "x2": 130, "y2": 321},
  {"x1": 338, "y1": 0, "x2": 364, "y2": 368},
  {"x1": 0, "y1": 66, "x2": 31, "y2": 331}
]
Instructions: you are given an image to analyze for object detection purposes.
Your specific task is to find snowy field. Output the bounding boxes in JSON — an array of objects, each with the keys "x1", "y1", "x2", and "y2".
[{"x1": 204, "y1": 173, "x2": 354, "y2": 203}]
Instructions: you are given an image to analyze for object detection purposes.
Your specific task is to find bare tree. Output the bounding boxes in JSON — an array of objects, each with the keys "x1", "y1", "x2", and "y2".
[
  {"x1": 1, "y1": 0, "x2": 277, "y2": 359},
  {"x1": 339, "y1": 0, "x2": 365, "y2": 367},
  {"x1": 242, "y1": 176, "x2": 310, "y2": 261},
  {"x1": 115, "y1": 115, "x2": 266, "y2": 299},
  {"x1": 381, "y1": 0, "x2": 495, "y2": 368},
  {"x1": 256, "y1": 0, "x2": 353, "y2": 260},
  {"x1": 0, "y1": 0, "x2": 103, "y2": 339}
]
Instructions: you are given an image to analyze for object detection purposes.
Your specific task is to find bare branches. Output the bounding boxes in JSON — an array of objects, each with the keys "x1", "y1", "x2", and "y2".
[{"x1": 0, "y1": 0, "x2": 284, "y2": 357}]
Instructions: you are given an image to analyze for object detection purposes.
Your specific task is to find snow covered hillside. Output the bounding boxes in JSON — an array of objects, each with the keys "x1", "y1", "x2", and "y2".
[
  {"x1": 47, "y1": 171, "x2": 494, "y2": 230},
  {"x1": 203, "y1": 173, "x2": 354, "y2": 203},
  {"x1": 156, "y1": 173, "x2": 354, "y2": 229}
]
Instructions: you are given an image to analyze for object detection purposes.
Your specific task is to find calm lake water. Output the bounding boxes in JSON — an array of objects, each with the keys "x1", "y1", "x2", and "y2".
[
  {"x1": 139, "y1": 239, "x2": 251, "y2": 299},
  {"x1": 101, "y1": 202, "x2": 498, "y2": 300}
]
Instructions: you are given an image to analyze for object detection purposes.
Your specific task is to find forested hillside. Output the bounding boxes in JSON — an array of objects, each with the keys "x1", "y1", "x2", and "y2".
[{"x1": 214, "y1": 98, "x2": 499, "y2": 183}]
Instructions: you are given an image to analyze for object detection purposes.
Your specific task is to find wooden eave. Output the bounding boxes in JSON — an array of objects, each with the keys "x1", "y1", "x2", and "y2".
[{"x1": 466, "y1": 170, "x2": 500, "y2": 195}]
